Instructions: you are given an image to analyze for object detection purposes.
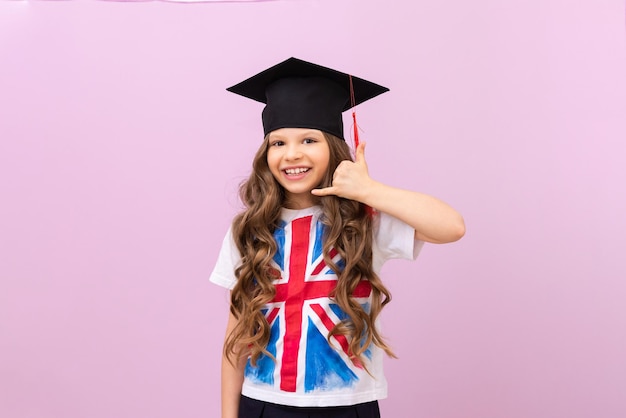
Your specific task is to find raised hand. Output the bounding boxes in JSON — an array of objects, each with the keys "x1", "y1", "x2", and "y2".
[
  {"x1": 313, "y1": 141, "x2": 465, "y2": 243},
  {"x1": 311, "y1": 142, "x2": 373, "y2": 202}
]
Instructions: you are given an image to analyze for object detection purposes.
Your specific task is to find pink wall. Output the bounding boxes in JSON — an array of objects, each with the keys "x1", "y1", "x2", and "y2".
[{"x1": 1, "y1": 1, "x2": 625, "y2": 417}]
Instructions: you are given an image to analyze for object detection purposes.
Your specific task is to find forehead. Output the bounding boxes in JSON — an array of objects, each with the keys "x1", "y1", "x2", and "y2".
[{"x1": 268, "y1": 128, "x2": 325, "y2": 139}]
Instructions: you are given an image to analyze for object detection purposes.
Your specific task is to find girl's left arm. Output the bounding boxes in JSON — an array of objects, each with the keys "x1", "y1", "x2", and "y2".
[
  {"x1": 312, "y1": 142, "x2": 465, "y2": 244},
  {"x1": 360, "y1": 182, "x2": 465, "y2": 244},
  {"x1": 220, "y1": 309, "x2": 246, "y2": 418}
]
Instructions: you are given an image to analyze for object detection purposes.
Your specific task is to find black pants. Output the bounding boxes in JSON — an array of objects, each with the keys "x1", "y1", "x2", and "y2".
[{"x1": 238, "y1": 395, "x2": 381, "y2": 418}]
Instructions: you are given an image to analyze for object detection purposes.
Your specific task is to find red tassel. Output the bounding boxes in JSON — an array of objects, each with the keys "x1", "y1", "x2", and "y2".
[
  {"x1": 349, "y1": 75, "x2": 374, "y2": 218},
  {"x1": 352, "y1": 110, "x2": 360, "y2": 149},
  {"x1": 349, "y1": 75, "x2": 360, "y2": 150}
]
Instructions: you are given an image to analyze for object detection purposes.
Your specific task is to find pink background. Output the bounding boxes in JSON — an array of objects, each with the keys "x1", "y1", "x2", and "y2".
[{"x1": 1, "y1": 1, "x2": 625, "y2": 417}]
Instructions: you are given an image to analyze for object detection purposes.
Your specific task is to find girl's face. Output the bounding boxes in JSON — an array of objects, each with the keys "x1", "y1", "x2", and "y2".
[{"x1": 267, "y1": 128, "x2": 330, "y2": 209}]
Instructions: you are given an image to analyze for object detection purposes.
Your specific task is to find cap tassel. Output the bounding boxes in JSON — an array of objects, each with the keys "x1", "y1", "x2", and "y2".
[
  {"x1": 349, "y1": 75, "x2": 375, "y2": 218},
  {"x1": 351, "y1": 111, "x2": 360, "y2": 149},
  {"x1": 349, "y1": 75, "x2": 360, "y2": 150}
]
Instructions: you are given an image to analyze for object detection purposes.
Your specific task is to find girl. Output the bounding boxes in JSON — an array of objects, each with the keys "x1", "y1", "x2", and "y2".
[{"x1": 210, "y1": 58, "x2": 465, "y2": 418}]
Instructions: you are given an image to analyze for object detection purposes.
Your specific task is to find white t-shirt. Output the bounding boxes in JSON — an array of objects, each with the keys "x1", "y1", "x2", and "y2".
[{"x1": 210, "y1": 206, "x2": 423, "y2": 407}]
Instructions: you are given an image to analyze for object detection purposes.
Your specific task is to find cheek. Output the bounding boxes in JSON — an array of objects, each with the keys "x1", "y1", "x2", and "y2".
[
  {"x1": 266, "y1": 151, "x2": 278, "y2": 168},
  {"x1": 318, "y1": 149, "x2": 331, "y2": 171},
  {"x1": 266, "y1": 154, "x2": 283, "y2": 178}
]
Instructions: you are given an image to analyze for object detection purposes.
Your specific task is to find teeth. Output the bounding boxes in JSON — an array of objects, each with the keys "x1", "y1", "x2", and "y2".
[{"x1": 285, "y1": 168, "x2": 309, "y2": 175}]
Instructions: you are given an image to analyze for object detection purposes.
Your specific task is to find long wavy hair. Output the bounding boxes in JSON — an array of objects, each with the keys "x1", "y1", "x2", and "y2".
[{"x1": 224, "y1": 132, "x2": 396, "y2": 371}]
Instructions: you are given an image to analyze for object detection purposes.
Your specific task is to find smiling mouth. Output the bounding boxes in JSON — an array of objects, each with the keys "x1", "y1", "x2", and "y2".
[{"x1": 284, "y1": 168, "x2": 310, "y2": 175}]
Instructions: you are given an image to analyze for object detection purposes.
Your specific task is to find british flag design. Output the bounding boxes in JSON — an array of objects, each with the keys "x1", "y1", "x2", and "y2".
[{"x1": 245, "y1": 214, "x2": 373, "y2": 393}]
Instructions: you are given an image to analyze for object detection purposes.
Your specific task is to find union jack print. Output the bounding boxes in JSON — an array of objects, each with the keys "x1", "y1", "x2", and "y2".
[{"x1": 245, "y1": 214, "x2": 372, "y2": 393}]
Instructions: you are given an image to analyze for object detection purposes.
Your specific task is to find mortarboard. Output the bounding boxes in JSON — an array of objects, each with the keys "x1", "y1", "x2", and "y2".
[{"x1": 226, "y1": 57, "x2": 389, "y2": 140}]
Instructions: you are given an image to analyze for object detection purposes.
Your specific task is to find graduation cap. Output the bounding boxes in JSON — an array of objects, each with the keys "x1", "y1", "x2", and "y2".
[{"x1": 226, "y1": 57, "x2": 389, "y2": 141}]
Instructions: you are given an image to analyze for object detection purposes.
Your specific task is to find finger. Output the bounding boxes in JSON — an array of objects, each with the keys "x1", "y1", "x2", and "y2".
[
  {"x1": 355, "y1": 142, "x2": 367, "y2": 164},
  {"x1": 311, "y1": 187, "x2": 339, "y2": 197}
]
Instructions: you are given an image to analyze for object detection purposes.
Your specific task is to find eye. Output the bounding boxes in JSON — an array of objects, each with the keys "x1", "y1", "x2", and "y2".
[
  {"x1": 303, "y1": 138, "x2": 317, "y2": 144},
  {"x1": 270, "y1": 140, "x2": 285, "y2": 147}
]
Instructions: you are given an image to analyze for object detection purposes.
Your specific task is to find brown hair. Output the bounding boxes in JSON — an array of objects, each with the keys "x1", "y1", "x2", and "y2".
[{"x1": 224, "y1": 132, "x2": 395, "y2": 370}]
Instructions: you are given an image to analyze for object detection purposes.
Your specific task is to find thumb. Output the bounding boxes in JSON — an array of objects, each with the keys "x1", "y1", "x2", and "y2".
[{"x1": 355, "y1": 142, "x2": 367, "y2": 164}]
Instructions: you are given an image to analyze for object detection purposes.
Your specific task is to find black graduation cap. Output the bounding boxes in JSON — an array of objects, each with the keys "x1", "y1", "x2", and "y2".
[{"x1": 226, "y1": 57, "x2": 389, "y2": 140}]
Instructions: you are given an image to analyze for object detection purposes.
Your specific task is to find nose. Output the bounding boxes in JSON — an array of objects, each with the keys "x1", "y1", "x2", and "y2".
[{"x1": 284, "y1": 143, "x2": 303, "y2": 160}]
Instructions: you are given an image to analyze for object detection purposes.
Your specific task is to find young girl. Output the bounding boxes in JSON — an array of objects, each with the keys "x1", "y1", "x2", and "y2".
[{"x1": 210, "y1": 58, "x2": 465, "y2": 418}]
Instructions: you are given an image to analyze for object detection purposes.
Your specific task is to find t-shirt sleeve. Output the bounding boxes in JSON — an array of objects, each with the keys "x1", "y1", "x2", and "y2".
[
  {"x1": 209, "y1": 226, "x2": 241, "y2": 290},
  {"x1": 372, "y1": 211, "x2": 424, "y2": 272}
]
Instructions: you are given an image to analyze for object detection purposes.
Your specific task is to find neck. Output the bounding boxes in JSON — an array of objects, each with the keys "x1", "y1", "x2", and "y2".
[{"x1": 283, "y1": 194, "x2": 319, "y2": 210}]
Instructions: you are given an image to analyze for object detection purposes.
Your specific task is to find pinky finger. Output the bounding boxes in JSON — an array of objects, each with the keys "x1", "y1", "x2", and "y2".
[{"x1": 311, "y1": 187, "x2": 337, "y2": 196}]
